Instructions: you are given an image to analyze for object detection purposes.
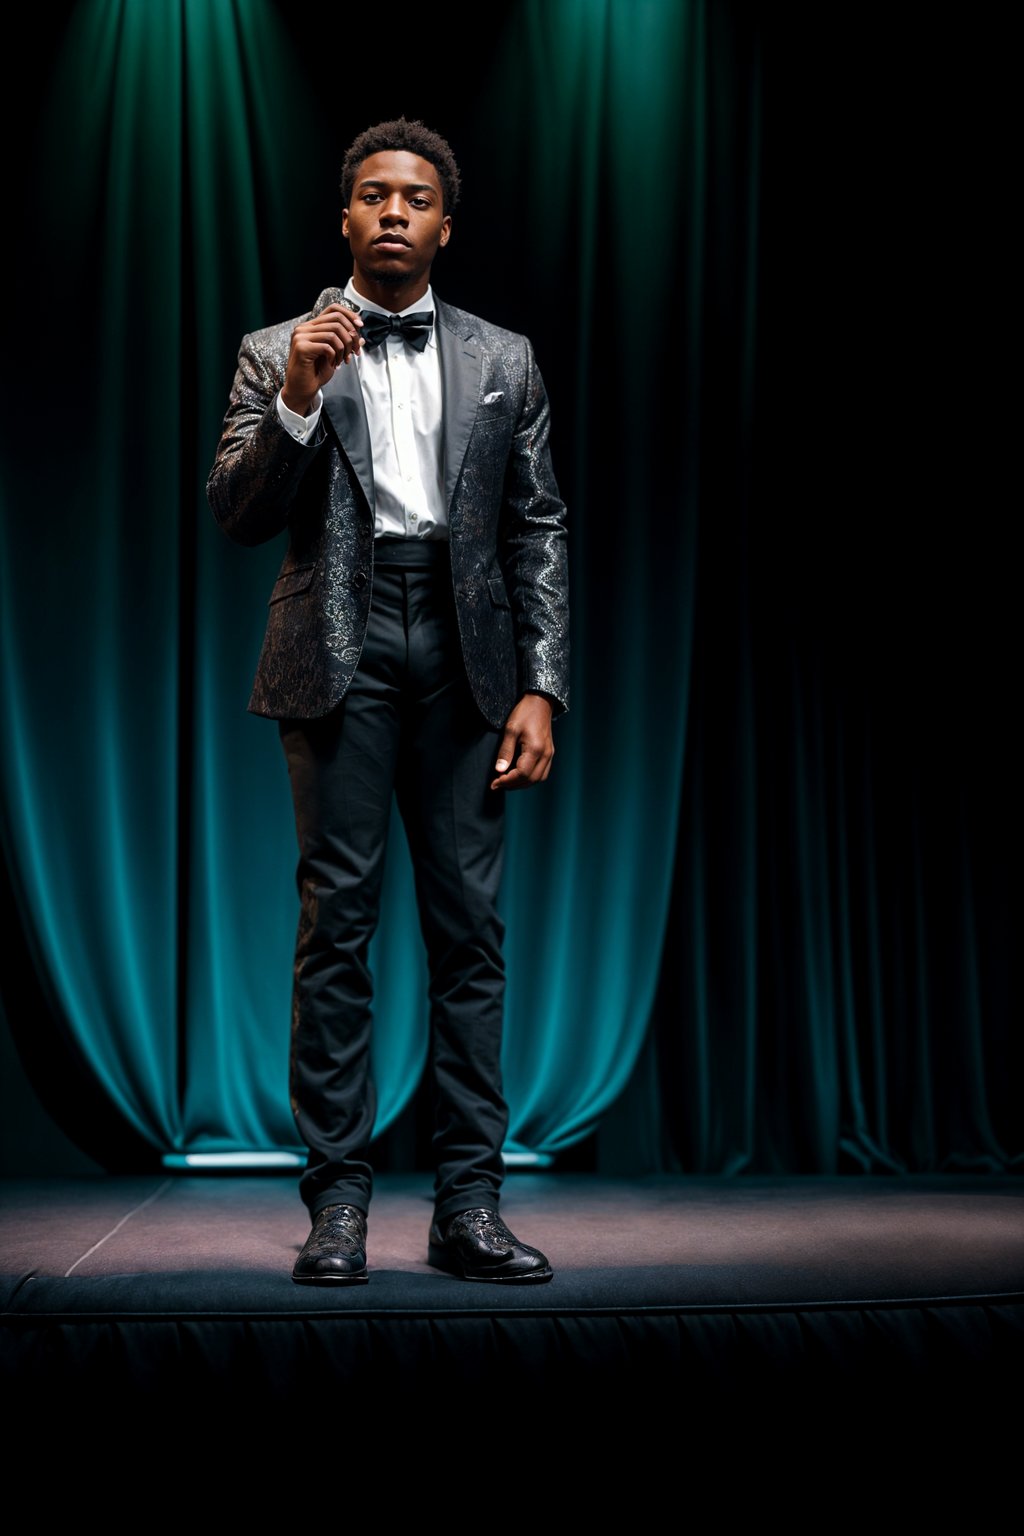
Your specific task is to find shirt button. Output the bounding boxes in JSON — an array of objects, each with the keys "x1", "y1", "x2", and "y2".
[{"x1": 410, "y1": 513, "x2": 418, "y2": 521}]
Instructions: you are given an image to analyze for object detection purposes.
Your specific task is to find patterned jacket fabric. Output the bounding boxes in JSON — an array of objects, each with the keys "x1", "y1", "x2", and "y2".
[{"x1": 206, "y1": 287, "x2": 570, "y2": 729}]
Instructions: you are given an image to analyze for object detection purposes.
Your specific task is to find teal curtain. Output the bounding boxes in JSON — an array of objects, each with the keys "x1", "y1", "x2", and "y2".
[
  {"x1": 3, "y1": 0, "x2": 715, "y2": 1162},
  {"x1": 2, "y1": 2, "x2": 1015, "y2": 1175},
  {"x1": 3, "y1": 0, "x2": 185, "y2": 1150},
  {"x1": 490, "y1": 1, "x2": 721, "y2": 1151},
  {"x1": 2, "y1": 0, "x2": 432, "y2": 1160},
  {"x1": 179, "y1": 0, "x2": 430, "y2": 1152}
]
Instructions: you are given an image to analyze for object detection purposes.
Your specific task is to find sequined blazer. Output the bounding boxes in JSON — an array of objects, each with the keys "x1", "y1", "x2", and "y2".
[{"x1": 206, "y1": 286, "x2": 569, "y2": 729}]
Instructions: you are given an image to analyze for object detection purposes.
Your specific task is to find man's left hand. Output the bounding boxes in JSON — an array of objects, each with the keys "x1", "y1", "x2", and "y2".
[{"x1": 490, "y1": 694, "x2": 555, "y2": 791}]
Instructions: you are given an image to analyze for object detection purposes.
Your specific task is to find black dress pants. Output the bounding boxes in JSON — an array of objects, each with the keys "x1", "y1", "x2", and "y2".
[{"x1": 278, "y1": 538, "x2": 509, "y2": 1225}]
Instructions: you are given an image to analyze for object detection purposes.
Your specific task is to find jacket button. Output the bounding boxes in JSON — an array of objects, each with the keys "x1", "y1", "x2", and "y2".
[{"x1": 353, "y1": 571, "x2": 367, "y2": 589}]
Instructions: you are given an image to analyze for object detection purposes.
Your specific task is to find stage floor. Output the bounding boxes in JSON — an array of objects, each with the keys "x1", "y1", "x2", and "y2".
[
  {"x1": 3, "y1": 1172, "x2": 1022, "y2": 1489},
  {"x1": 2, "y1": 1171, "x2": 1021, "y2": 1311}
]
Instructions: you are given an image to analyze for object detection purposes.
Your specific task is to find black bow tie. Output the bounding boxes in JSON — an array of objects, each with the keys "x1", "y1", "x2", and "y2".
[{"x1": 359, "y1": 309, "x2": 434, "y2": 352}]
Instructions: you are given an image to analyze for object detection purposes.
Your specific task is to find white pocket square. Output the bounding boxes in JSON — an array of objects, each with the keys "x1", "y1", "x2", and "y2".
[{"x1": 482, "y1": 391, "x2": 504, "y2": 405}]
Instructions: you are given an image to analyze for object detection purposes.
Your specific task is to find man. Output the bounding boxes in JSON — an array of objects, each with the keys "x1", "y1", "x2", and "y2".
[{"x1": 207, "y1": 117, "x2": 569, "y2": 1285}]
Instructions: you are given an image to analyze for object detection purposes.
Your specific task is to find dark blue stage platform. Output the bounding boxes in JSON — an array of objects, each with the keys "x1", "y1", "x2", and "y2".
[{"x1": 3, "y1": 1173, "x2": 1021, "y2": 1487}]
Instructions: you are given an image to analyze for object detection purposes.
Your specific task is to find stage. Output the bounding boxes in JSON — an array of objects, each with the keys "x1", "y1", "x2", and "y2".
[{"x1": 2, "y1": 1171, "x2": 1021, "y2": 1474}]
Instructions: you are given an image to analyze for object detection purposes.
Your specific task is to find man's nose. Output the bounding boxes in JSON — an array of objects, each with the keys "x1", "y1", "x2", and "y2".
[{"x1": 379, "y1": 195, "x2": 408, "y2": 223}]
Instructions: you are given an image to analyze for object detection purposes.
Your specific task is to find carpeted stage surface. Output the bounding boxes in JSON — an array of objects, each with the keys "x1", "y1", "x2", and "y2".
[
  {"x1": 2, "y1": 1172, "x2": 1022, "y2": 1309},
  {"x1": 2, "y1": 1173, "x2": 1022, "y2": 1478}
]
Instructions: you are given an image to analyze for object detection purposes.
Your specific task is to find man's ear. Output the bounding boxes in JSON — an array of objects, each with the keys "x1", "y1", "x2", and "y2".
[
  {"x1": 439, "y1": 215, "x2": 452, "y2": 248},
  {"x1": 341, "y1": 210, "x2": 350, "y2": 238}
]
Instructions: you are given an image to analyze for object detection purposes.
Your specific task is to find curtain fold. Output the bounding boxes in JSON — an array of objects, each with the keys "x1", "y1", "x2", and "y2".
[
  {"x1": 180, "y1": 0, "x2": 430, "y2": 1151},
  {"x1": 488, "y1": 0, "x2": 720, "y2": 1152},
  {"x1": 2, "y1": 0, "x2": 186, "y2": 1151},
  {"x1": 2, "y1": 0, "x2": 433, "y2": 1159}
]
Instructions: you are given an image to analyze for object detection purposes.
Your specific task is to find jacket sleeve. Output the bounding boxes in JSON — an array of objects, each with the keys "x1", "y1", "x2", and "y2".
[
  {"x1": 206, "y1": 326, "x2": 327, "y2": 547},
  {"x1": 498, "y1": 337, "x2": 571, "y2": 715}
]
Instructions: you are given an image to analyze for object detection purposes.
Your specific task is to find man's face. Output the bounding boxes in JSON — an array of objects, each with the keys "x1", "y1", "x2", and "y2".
[{"x1": 342, "y1": 149, "x2": 451, "y2": 289}]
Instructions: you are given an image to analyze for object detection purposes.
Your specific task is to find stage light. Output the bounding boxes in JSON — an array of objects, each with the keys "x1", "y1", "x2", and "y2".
[
  {"x1": 159, "y1": 1150, "x2": 552, "y2": 1170},
  {"x1": 162, "y1": 1151, "x2": 305, "y2": 1169}
]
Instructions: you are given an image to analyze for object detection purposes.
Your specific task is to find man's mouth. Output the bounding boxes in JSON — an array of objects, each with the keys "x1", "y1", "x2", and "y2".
[{"x1": 373, "y1": 234, "x2": 411, "y2": 248}]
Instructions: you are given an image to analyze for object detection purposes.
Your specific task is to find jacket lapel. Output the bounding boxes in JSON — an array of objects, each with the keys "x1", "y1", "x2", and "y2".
[
  {"x1": 322, "y1": 361, "x2": 374, "y2": 514},
  {"x1": 312, "y1": 287, "x2": 374, "y2": 513},
  {"x1": 436, "y1": 299, "x2": 482, "y2": 516}
]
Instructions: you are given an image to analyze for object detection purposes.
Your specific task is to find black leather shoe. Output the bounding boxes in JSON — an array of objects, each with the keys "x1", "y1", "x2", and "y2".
[
  {"x1": 292, "y1": 1203, "x2": 368, "y2": 1284},
  {"x1": 428, "y1": 1207, "x2": 553, "y2": 1283}
]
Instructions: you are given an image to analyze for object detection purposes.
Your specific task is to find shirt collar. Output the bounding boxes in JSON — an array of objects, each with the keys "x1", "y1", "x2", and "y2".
[{"x1": 345, "y1": 278, "x2": 435, "y2": 317}]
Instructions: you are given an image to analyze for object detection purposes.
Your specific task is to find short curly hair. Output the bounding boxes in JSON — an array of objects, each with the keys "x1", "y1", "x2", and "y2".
[{"x1": 340, "y1": 117, "x2": 461, "y2": 215}]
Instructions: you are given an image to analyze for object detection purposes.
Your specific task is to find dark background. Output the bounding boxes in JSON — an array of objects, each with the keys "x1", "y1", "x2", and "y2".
[{"x1": 2, "y1": 3, "x2": 1017, "y2": 1178}]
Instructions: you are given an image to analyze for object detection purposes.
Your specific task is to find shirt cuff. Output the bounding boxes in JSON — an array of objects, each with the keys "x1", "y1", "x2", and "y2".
[{"x1": 276, "y1": 389, "x2": 323, "y2": 443}]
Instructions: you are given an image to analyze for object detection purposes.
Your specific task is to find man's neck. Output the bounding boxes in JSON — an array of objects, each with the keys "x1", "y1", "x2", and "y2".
[{"x1": 350, "y1": 268, "x2": 432, "y2": 314}]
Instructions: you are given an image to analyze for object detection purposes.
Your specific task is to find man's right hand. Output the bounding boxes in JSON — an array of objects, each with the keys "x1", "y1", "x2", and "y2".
[{"x1": 280, "y1": 304, "x2": 364, "y2": 416}]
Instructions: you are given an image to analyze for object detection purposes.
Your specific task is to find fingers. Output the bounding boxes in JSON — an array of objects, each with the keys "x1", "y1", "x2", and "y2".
[
  {"x1": 491, "y1": 696, "x2": 556, "y2": 790},
  {"x1": 282, "y1": 309, "x2": 364, "y2": 412},
  {"x1": 493, "y1": 728, "x2": 518, "y2": 777},
  {"x1": 489, "y1": 737, "x2": 554, "y2": 791},
  {"x1": 319, "y1": 304, "x2": 365, "y2": 363},
  {"x1": 291, "y1": 306, "x2": 364, "y2": 371}
]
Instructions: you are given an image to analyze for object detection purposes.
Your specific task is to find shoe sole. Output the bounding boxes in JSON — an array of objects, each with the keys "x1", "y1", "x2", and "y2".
[
  {"x1": 427, "y1": 1246, "x2": 553, "y2": 1283},
  {"x1": 291, "y1": 1271, "x2": 369, "y2": 1285}
]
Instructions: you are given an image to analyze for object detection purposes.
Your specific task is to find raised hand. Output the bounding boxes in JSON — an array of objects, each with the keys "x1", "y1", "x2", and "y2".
[{"x1": 281, "y1": 304, "x2": 364, "y2": 416}]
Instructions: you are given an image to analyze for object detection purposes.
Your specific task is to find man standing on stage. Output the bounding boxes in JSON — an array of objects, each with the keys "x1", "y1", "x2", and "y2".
[{"x1": 207, "y1": 118, "x2": 569, "y2": 1285}]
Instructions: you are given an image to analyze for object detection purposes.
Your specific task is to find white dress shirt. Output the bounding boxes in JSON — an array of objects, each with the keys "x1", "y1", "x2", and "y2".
[{"x1": 276, "y1": 281, "x2": 447, "y2": 540}]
